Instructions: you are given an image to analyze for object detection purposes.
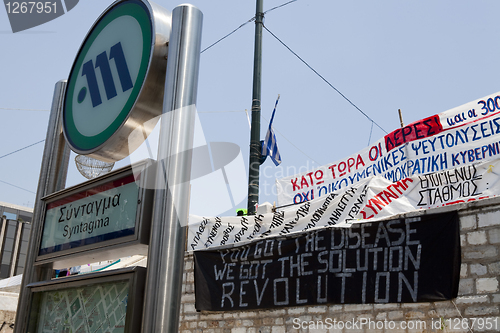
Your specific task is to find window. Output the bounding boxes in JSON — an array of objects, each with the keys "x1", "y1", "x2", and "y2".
[{"x1": 2, "y1": 212, "x2": 17, "y2": 221}]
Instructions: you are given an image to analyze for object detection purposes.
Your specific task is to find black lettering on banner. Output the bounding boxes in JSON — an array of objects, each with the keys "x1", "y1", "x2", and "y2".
[
  {"x1": 194, "y1": 212, "x2": 460, "y2": 311},
  {"x1": 417, "y1": 165, "x2": 482, "y2": 206}
]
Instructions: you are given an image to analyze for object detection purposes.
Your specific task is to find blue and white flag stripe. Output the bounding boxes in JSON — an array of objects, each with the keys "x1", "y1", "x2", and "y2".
[{"x1": 262, "y1": 95, "x2": 281, "y2": 166}]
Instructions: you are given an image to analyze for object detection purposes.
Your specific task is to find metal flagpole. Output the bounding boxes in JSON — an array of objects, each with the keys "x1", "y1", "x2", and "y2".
[
  {"x1": 13, "y1": 80, "x2": 71, "y2": 333},
  {"x1": 247, "y1": 0, "x2": 264, "y2": 215},
  {"x1": 141, "y1": 4, "x2": 203, "y2": 333}
]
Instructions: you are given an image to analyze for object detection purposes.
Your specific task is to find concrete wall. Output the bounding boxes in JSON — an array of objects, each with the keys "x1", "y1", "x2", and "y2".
[
  {"x1": 0, "y1": 312, "x2": 15, "y2": 333},
  {"x1": 0, "y1": 292, "x2": 18, "y2": 333},
  {"x1": 179, "y1": 197, "x2": 500, "y2": 333}
]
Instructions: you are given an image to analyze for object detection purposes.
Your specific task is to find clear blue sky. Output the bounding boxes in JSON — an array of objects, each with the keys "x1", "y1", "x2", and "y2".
[{"x1": 1, "y1": 0, "x2": 500, "y2": 216}]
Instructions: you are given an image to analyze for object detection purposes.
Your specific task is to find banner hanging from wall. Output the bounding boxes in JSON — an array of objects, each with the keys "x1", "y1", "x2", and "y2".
[
  {"x1": 188, "y1": 158, "x2": 499, "y2": 251},
  {"x1": 188, "y1": 91, "x2": 500, "y2": 252},
  {"x1": 194, "y1": 212, "x2": 460, "y2": 311},
  {"x1": 276, "y1": 90, "x2": 500, "y2": 206}
]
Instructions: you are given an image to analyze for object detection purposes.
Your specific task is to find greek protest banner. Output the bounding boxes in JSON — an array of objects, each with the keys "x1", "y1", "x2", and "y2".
[
  {"x1": 276, "y1": 90, "x2": 500, "y2": 206},
  {"x1": 188, "y1": 178, "x2": 370, "y2": 252},
  {"x1": 194, "y1": 211, "x2": 460, "y2": 310},
  {"x1": 188, "y1": 158, "x2": 500, "y2": 251}
]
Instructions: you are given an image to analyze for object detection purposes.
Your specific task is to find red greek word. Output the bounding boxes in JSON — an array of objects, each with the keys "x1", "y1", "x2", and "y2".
[
  {"x1": 360, "y1": 178, "x2": 414, "y2": 219},
  {"x1": 327, "y1": 154, "x2": 365, "y2": 179},
  {"x1": 385, "y1": 115, "x2": 443, "y2": 152},
  {"x1": 291, "y1": 170, "x2": 324, "y2": 191}
]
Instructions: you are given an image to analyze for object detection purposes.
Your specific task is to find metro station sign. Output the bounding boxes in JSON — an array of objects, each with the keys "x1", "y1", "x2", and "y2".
[
  {"x1": 36, "y1": 160, "x2": 154, "y2": 268},
  {"x1": 63, "y1": 0, "x2": 171, "y2": 162}
]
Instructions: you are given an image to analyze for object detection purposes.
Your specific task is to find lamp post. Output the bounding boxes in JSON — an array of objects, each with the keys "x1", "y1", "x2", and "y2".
[{"x1": 247, "y1": 0, "x2": 264, "y2": 215}]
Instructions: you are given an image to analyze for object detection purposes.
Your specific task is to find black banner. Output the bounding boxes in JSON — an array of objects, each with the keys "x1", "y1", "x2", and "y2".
[{"x1": 194, "y1": 212, "x2": 460, "y2": 311}]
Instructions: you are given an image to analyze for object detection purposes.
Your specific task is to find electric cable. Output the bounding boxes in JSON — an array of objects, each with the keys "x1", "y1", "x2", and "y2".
[
  {"x1": 367, "y1": 121, "x2": 374, "y2": 146},
  {"x1": 200, "y1": 0, "x2": 298, "y2": 54},
  {"x1": 0, "y1": 107, "x2": 49, "y2": 111},
  {"x1": 201, "y1": 17, "x2": 255, "y2": 54},
  {"x1": 261, "y1": 114, "x2": 321, "y2": 165},
  {"x1": 0, "y1": 140, "x2": 45, "y2": 160},
  {"x1": 263, "y1": 0, "x2": 298, "y2": 15},
  {"x1": 198, "y1": 110, "x2": 247, "y2": 113},
  {"x1": 262, "y1": 24, "x2": 388, "y2": 135},
  {"x1": 0, "y1": 180, "x2": 36, "y2": 194}
]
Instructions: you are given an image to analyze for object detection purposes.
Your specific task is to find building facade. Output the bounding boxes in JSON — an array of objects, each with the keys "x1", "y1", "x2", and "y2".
[{"x1": 0, "y1": 202, "x2": 33, "y2": 279}]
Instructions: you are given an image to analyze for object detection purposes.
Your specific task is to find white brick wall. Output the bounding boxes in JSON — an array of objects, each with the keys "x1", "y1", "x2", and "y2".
[
  {"x1": 478, "y1": 211, "x2": 500, "y2": 228},
  {"x1": 468, "y1": 231, "x2": 488, "y2": 245},
  {"x1": 477, "y1": 278, "x2": 499, "y2": 294}
]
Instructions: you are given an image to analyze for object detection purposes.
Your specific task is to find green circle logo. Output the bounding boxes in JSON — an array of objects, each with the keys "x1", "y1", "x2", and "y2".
[{"x1": 64, "y1": 0, "x2": 152, "y2": 153}]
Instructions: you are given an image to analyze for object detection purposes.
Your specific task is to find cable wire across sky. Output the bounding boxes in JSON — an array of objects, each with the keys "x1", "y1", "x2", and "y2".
[
  {"x1": 0, "y1": 139, "x2": 45, "y2": 160},
  {"x1": 262, "y1": 24, "x2": 388, "y2": 136},
  {"x1": 1, "y1": 0, "x2": 385, "y2": 199},
  {"x1": 199, "y1": 0, "x2": 387, "y2": 145}
]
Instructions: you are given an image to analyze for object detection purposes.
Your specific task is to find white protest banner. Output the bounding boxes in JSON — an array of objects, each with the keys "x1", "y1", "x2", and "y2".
[
  {"x1": 188, "y1": 158, "x2": 500, "y2": 251},
  {"x1": 276, "y1": 90, "x2": 500, "y2": 206}
]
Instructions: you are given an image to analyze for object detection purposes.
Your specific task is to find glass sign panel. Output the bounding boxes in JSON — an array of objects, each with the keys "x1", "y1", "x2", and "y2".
[
  {"x1": 40, "y1": 174, "x2": 139, "y2": 256},
  {"x1": 35, "y1": 279, "x2": 129, "y2": 333}
]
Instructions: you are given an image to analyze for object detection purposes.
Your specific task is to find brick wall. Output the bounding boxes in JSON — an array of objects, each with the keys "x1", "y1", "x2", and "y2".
[{"x1": 179, "y1": 197, "x2": 500, "y2": 333}]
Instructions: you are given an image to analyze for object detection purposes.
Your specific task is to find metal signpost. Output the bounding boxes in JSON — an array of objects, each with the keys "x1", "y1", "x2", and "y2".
[
  {"x1": 14, "y1": 81, "x2": 71, "y2": 333},
  {"x1": 141, "y1": 6, "x2": 202, "y2": 332},
  {"x1": 14, "y1": 1, "x2": 202, "y2": 332}
]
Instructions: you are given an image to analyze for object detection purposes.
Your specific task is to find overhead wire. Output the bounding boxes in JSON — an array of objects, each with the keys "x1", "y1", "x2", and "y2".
[
  {"x1": 199, "y1": 0, "x2": 387, "y2": 152},
  {"x1": 0, "y1": 180, "x2": 36, "y2": 194},
  {"x1": 201, "y1": 17, "x2": 255, "y2": 54},
  {"x1": 198, "y1": 110, "x2": 246, "y2": 113},
  {"x1": 0, "y1": 140, "x2": 45, "y2": 160},
  {"x1": 200, "y1": 109, "x2": 320, "y2": 164},
  {"x1": 263, "y1": 0, "x2": 298, "y2": 14},
  {"x1": 261, "y1": 114, "x2": 320, "y2": 165},
  {"x1": 367, "y1": 121, "x2": 374, "y2": 146},
  {"x1": 0, "y1": 107, "x2": 49, "y2": 111},
  {"x1": 262, "y1": 24, "x2": 388, "y2": 135},
  {"x1": 2, "y1": 0, "x2": 386, "y2": 197},
  {"x1": 200, "y1": 0, "x2": 298, "y2": 54},
  {"x1": 0, "y1": 138, "x2": 44, "y2": 194}
]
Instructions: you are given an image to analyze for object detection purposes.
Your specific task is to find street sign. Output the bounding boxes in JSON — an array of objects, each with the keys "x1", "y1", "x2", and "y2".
[
  {"x1": 63, "y1": 0, "x2": 171, "y2": 162},
  {"x1": 36, "y1": 160, "x2": 155, "y2": 268}
]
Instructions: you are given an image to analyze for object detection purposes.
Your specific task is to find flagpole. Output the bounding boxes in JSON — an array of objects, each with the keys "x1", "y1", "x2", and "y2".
[{"x1": 247, "y1": 0, "x2": 264, "y2": 215}]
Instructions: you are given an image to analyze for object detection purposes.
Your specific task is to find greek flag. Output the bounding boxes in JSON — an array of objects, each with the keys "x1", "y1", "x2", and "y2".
[{"x1": 262, "y1": 95, "x2": 282, "y2": 166}]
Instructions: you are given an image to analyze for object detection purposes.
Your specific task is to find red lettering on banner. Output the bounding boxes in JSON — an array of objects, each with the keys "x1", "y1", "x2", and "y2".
[
  {"x1": 360, "y1": 178, "x2": 414, "y2": 219},
  {"x1": 356, "y1": 154, "x2": 365, "y2": 169},
  {"x1": 327, "y1": 154, "x2": 366, "y2": 180},
  {"x1": 315, "y1": 170, "x2": 324, "y2": 185},
  {"x1": 443, "y1": 196, "x2": 489, "y2": 206},
  {"x1": 384, "y1": 115, "x2": 443, "y2": 152},
  {"x1": 290, "y1": 171, "x2": 326, "y2": 191},
  {"x1": 328, "y1": 164, "x2": 337, "y2": 178},
  {"x1": 305, "y1": 172, "x2": 312, "y2": 184},
  {"x1": 300, "y1": 177, "x2": 309, "y2": 188}
]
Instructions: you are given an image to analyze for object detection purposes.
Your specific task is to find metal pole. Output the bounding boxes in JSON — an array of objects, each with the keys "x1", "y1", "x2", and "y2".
[
  {"x1": 141, "y1": 5, "x2": 202, "y2": 333},
  {"x1": 247, "y1": 0, "x2": 264, "y2": 215},
  {"x1": 14, "y1": 80, "x2": 71, "y2": 333}
]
